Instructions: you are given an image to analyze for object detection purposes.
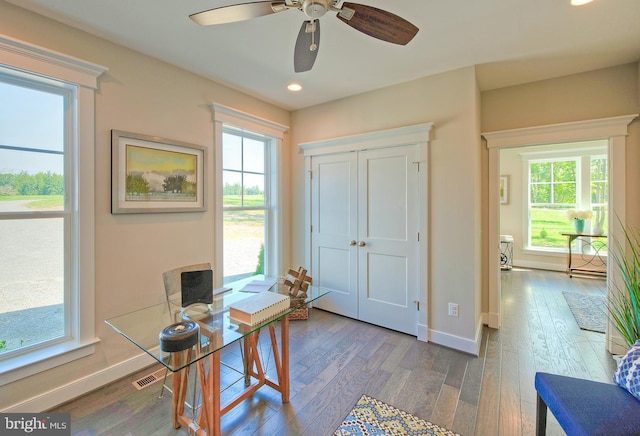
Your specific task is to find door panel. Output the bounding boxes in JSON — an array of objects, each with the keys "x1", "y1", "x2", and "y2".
[
  {"x1": 358, "y1": 146, "x2": 418, "y2": 335},
  {"x1": 315, "y1": 246, "x2": 353, "y2": 315},
  {"x1": 365, "y1": 154, "x2": 409, "y2": 240},
  {"x1": 317, "y1": 160, "x2": 351, "y2": 236},
  {"x1": 366, "y1": 253, "x2": 407, "y2": 307},
  {"x1": 311, "y1": 154, "x2": 358, "y2": 318},
  {"x1": 310, "y1": 145, "x2": 419, "y2": 334}
]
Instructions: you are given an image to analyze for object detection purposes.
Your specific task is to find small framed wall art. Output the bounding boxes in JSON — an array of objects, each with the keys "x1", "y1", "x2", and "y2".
[
  {"x1": 499, "y1": 175, "x2": 509, "y2": 205},
  {"x1": 111, "y1": 130, "x2": 206, "y2": 214}
]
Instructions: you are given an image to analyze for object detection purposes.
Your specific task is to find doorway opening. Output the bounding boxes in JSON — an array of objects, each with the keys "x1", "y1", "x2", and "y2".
[{"x1": 483, "y1": 114, "x2": 636, "y2": 355}]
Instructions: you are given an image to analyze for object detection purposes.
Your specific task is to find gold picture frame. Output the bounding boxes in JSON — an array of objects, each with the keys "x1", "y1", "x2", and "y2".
[
  {"x1": 500, "y1": 175, "x2": 509, "y2": 205},
  {"x1": 111, "y1": 130, "x2": 206, "y2": 214}
]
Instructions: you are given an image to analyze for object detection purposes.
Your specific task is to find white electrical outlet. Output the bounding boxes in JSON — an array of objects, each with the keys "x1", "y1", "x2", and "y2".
[{"x1": 448, "y1": 303, "x2": 459, "y2": 317}]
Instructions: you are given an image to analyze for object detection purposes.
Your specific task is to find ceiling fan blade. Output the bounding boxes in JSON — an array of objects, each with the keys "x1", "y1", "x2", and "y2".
[
  {"x1": 337, "y1": 3, "x2": 418, "y2": 45},
  {"x1": 190, "y1": 1, "x2": 287, "y2": 26},
  {"x1": 294, "y1": 20, "x2": 320, "y2": 73}
]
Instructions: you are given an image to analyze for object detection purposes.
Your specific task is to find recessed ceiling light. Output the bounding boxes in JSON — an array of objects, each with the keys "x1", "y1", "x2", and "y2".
[
  {"x1": 571, "y1": 0, "x2": 594, "y2": 5},
  {"x1": 287, "y1": 83, "x2": 302, "y2": 92}
]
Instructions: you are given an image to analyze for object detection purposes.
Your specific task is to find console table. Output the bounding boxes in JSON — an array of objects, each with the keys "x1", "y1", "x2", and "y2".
[
  {"x1": 106, "y1": 283, "x2": 328, "y2": 436},
  {"x1": 561, "y1": 233, "x2": 608, "y2": 278}
]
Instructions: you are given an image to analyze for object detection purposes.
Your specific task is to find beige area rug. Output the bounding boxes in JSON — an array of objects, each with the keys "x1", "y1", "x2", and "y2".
[
  {"x1": 334, "y1": 394, "x2": 460, "y2": 436},
  {"x1": 562, "y1": 291, "x2": 607, "y2": 333}
]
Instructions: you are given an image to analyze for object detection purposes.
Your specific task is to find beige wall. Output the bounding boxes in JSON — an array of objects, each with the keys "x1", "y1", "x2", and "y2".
[
  {"x1": 0, "y1": 2, "x2": 290, "y2": 410},
  {"x1": 290, "y1": 66, "x2": 484, "y2": 350},
  {"x1": 482, "y1": 63, "x2": 639, "y2": 132}
]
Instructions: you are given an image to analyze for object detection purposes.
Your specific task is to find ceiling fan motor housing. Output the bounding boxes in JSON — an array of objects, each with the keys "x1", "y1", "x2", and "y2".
[{"x1": 302, "y1": 0, "x2": 329, "y2": 19}]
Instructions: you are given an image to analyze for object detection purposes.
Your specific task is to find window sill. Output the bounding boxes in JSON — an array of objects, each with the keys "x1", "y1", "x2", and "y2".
[
  {"x1": 523, "y1": 247, "x2": 566, "y2": 257},
  {"x1": 0, "y1": 337, "x2": 100, "y2": 387},
  {"x1": 523, "y1": 246, "x2": 608, "y2": 259}
]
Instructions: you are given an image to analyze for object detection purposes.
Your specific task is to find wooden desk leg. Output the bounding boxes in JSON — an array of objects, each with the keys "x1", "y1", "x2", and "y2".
[
  {"x1": 170, "y1": 351, "x2": 190, "y2": 429},
  {"x1": 268, "y1": 325, "x2": 282, "y2": 384},
  {"x1": 281, "y1": 315, "x2": 290, "y2": 403},
  {"x1": 190, "y1": 351, "x2": 221, "y2": 436},
  {"x1": 196, "y1": 359, "x2": 208, "y2": 431},
  {"x1": 209, "y1": 351, "x2": 221, "y2": 436},
  {"x1": 243, "y1": 336, "x2": 252, "y2": 387}
]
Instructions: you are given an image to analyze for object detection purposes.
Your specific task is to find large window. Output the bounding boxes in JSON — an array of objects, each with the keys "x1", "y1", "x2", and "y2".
[
  {"x1": 0, "y1": 78, "x2": 69, "y2": 356},
  {"x1": 527, "y1": 144, "x2": 608, "y2": 250},
  {"x1": 222, "y1": 127, "x2": 269, "y2": 283},
  {"x1": 0, "y1": 36, "x2": 104, "y2": 384},
  {"x1": 212, "y1": 104, "x2": 288, "y2": 287}
]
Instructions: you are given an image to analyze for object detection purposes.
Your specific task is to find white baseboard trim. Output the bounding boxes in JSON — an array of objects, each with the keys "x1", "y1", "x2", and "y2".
[
  {"x1": 483, "y1": 311, "x2": 500, "y2": 329},
  {"x1": 607, "y1": 333, "x2": 628, "y2": 356},
  {"x1": 3, "y1": 352, "x2": 157, "y2": 413},
  {"x1": 417, "y1": 323, "x2": 428, "y2": 342},
  {"x1": 513, "y1": 260, "x2": 565, "y2": 272},
  {"x1": 428, "y1": 326, "x2": 481, "y2": 356},
  {"x1": 474, "y1": 320, "x2": 484, "y2": 355}
]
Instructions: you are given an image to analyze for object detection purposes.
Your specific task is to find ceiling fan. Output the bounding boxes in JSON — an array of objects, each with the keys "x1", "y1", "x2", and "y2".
[{"x1": 189, "y1": 0, "x2": 419, "y2": 73}]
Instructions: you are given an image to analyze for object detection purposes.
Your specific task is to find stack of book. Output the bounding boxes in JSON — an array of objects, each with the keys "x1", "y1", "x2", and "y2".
[{"x1": 229, "y1": 292, "x2": 290, "y2": 325}]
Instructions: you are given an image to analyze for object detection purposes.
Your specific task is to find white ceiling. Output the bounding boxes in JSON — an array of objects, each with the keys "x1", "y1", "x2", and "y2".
[{"x1": 9, "y1": 0, "x2": 640, "y2": 111}]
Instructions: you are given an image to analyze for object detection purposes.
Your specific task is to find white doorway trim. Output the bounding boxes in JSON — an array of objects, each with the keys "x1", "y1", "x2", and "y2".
[{"x1": 483, "y1": 114, "x2": 637, "y2": 354}]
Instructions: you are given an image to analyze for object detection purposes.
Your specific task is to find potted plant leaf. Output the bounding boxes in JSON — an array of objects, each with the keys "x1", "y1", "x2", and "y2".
[{"x1": 608, "y1": 221, "x2": 640, "y2": 348}]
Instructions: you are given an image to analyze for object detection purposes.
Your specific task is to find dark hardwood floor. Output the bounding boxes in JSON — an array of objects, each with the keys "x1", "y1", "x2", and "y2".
[{"x1": 51, "y1": 268, "x2": 615, "y2": 435}]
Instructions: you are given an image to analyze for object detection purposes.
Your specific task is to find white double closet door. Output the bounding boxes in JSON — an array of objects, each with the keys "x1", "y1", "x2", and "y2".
[{"x1": 310, "y1": 145, "x2": 419, "y2": 336}]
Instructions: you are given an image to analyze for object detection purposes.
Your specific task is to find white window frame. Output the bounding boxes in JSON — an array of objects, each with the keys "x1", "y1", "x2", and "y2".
[
  {"x1": 0, "y1": 35, "x2": 106, "y2": 385},
  {"x1": 221, "y1": 126, "x2": 270, "y2": 281},
  {"x1": 522, "y1": 145, "x2": 607, "y2": 252},
  {"x1": 211, "y1": 104, "x2": 288, "y2": 286}
]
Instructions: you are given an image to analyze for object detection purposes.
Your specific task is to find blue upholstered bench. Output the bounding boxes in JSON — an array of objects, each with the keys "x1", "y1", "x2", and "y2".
[{"x1": 535, "y1": 372, "x2": 640, "y2": 436}]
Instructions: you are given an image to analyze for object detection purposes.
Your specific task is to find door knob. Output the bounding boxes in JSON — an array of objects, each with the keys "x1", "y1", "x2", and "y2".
[
  {"x1": 358, "y1": 241, "x2": 366, "y2": 247},
  {"x1": 349, "y1": 240, "x2": 357, "y2": 246}
]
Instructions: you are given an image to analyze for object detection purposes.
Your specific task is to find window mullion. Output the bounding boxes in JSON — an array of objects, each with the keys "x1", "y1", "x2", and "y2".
[
  {"x1": 240, "y1": 135, "x2": 244, "y2": 208},
  {"x1": 580, "y1": 156, "x2": 591, "y2": 210}
]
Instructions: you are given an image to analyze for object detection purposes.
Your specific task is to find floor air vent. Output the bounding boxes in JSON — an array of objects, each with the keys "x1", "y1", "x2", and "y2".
[{"x1": 132, "y1": 368, "x2": 166, "y2": 390}]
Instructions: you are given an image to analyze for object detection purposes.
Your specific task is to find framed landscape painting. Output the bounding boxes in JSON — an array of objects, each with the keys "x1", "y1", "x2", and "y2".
[{"x1": 111, "y1": 130, "x2": 206, "y2": 213}]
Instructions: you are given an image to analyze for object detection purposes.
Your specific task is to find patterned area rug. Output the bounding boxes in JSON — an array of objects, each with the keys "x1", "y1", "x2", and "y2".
[
  {"x1": 334, "y1": 394, "x2": 459, "y2": 436},
  {"x1": 562, "y1": 291, "x2": 607, "y2": 333}
]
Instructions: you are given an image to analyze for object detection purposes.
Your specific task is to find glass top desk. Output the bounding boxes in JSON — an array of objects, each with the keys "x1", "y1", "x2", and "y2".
[{"x1": 106, "y1": 281, "x2": 328, "y2": 436}]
